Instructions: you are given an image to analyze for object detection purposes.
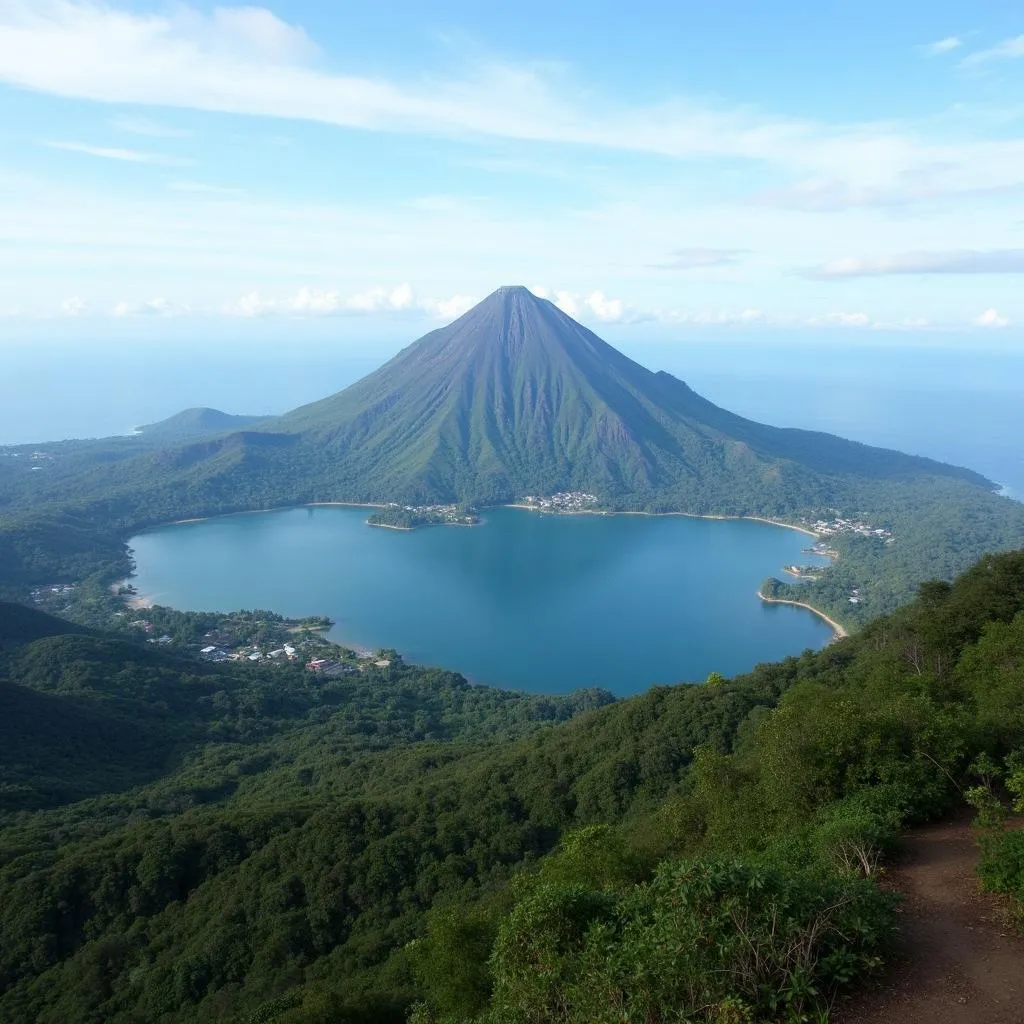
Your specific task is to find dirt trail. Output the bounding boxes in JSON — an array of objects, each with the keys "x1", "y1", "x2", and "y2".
[{"x1": 835, "y1": 819, "x2": 1024, "y2": 1024}]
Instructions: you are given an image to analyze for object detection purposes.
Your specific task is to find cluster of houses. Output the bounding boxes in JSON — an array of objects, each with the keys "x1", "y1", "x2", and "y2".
[
  {"x1": 384, "y1": 502, "x2": 474, "y2": 523},
  {"x1": 783, "y1": 564, "x2": 825, "y2": 581},
  {"x1": 801, "y1": 514, "x2": 893, "y2": 542},
  {"x1": 195, "y1": 635, "x2": 392, "y2": 676},
  {"x1": 521, "y1": 491, "x2": 599, "y2": 511},
  {"x1": 29, "y1": 583, "x2": 75, "y2": 604},
  {"x1": 198, "y1": 641, "x2": 300, "y2": 665}
]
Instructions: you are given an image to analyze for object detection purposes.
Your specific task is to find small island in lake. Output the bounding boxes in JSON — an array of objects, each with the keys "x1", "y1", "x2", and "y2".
[{"x1": 367, "y1": 502, "x2": 479, "y2": 530}]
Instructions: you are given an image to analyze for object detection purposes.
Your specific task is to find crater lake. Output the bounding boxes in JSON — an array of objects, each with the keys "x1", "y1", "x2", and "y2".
[{"x1": 128, "y1": 505, "x2": 835, "y2": 695}]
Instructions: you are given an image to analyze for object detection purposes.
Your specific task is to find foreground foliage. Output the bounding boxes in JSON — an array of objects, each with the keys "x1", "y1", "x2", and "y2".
[{"x1": 0, "y1": 551, "x2": 1022, "y2": 1022}]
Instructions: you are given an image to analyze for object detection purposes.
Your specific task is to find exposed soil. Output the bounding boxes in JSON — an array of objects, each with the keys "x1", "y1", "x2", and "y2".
[{"x1": 835, "y1": 818, "x2": 1024, "y2": 1024}]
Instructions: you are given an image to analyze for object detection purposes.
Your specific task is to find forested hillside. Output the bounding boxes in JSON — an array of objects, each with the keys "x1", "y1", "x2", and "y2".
[{"x1": 1, "y1": 552, "x2": 1023, "y2": 1022}]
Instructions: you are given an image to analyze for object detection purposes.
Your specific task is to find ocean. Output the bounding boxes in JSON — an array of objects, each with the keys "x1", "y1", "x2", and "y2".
[{"x1": 3, "y1": 330, "x2": 1022, "y2": 498}]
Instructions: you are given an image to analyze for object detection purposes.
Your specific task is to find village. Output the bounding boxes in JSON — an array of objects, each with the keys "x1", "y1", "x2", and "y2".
[
  {"x1": 783, "y1": 564, "x2": 826, "y2": 581},
  {"x1": 124, "y1": 615, "x2": 393, "y2": 676},
  {"x1": 29, "y1": 582, "x2": 77, "y2": 606},
  {"x1": 27, "y1": 578, "x2": 394, "y2": 678},
  {"x1": 798, "y1": 511, "x2": 894, "y2": 543},
  {"x1": 194, "y1": 634, "x2": 391, "y2": 676},
  {"x1": 519, "y1": 491, "x2": 600, "y2": 511}
]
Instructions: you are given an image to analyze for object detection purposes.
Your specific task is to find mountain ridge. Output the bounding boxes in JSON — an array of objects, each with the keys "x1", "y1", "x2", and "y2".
[{"x1": 136, "y1": 407, "x2": 267, "y2": 442}]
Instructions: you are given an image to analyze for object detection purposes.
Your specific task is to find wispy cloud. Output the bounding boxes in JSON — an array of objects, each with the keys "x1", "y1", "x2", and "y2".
[
  {"x1": 973, "y1": 308, "x2": 1010, "y2": 328},
  {"x1": 31, "y1": 281, "x2": 957, "y2": 333},
  {"x1": 650, "y1": 248, "x2": 745, "y2": 270},
  {"x1": 752, "y1": 175, "x2": 1024, "y2": 211},
  {"x1": 45, "y1": 141, "x2": 193, "y2": 166},
  {"x1": 110, "y1": 114, "x2": 191, "y2": 138},
  {"x1": 113, "y1": 297, "x2": 179, "y2": 316},
  {"x1": 3, "y1": 0, "x2": 1024, "y2": 210},
  {"x1": 962, "y1": 35, "x2": 1024, "y2": 66},
  {"x1": 168, "y1": 180, "x2": 242, "y2": 196},
  {"x1": 227, "y1": 284, "x2": 476, "y2": 320},
  {"x1": 804, "y1": 249, "x2": 1024, "y2": 279},
  {"x1": 921, "y1": 36, "x2": 962, "y2": 56}
]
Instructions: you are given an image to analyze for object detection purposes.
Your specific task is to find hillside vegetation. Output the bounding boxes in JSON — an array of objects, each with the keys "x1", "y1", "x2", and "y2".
[{"x1": 1, "y1": 551, "x2": 1022, "y2": 1022}]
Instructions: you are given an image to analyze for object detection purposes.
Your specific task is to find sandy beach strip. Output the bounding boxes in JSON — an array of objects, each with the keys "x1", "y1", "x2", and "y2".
[{"x1": 756, "y1": 590, "x2": 849, "y2": 639}]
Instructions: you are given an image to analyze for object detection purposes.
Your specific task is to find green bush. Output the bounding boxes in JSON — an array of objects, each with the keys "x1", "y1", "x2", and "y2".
[{"x1": 477, "y1": 859, "x2": 896, "y2": 1024}]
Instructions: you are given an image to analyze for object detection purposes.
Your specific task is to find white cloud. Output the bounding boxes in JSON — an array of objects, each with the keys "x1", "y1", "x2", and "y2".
[
  {"x1": 226, "y1": 283, "x2": 473, "y2": 320},
  {"x1": 651, "y1": 247, "x2": 745, "y2": 270},
  {"x1": 962, "y1": 35, "x2": 1024, "y2": 66},
  {"x1": 113, "y1": 297, "x2": 177, "y2": 316},
  {"x1": 529, "y1": 287, "x2": 646, "y2": 325},
  {"x1": 425, "y1": 294, "x2": 476, "y2": 320},
  {"x1": 805, "y1": 249, "x2": 1024, "y2": 278},
  {"x1": 973, "y1": 308, "x2": 1010, "y2": 328},
  {"x1": 344, "y1": 283, "x2": 415, "y2": 313},
  {"x1": 807, "y1": 311, "x2": 872, "y2": 328},
  {"x1": 23, "y1": 283, "x2": 945, "y2": 333},
  {"x1": 45, "y1": 141, "x2": 193, "y2": 165},
  {"x1": 659, "y1": 308, "x2": 889, "y2": 330},
  {"x1": 921, "y1": 37, "x2": 962, "y2": 56},
  {"x1": 752, "y1": 174, "x2": 1024, "y2": 211},
  {"x1": 168, "y1": 180, "x2": 241, "y2": 196},
  {"x1": 3, "y1": 0, "x2": 1024, "y2": 210},
  {"x1": 180, "y1": 4, "x2": 319, "y2": 63},
  {"x1": 660, "y1": 308, "x2": 767, "y2": 326},
  {"x1": 110, "y1": 115, "x2": 191, "y2": 138}
]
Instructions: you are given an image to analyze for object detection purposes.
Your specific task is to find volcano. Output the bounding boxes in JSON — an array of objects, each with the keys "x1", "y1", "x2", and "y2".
[{"x1": 246, "y1": 285, "x2": 990, "y2": 509}]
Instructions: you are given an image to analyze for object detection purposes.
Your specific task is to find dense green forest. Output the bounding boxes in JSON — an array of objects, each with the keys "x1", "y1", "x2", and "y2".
[{"x1": 2, "y1": 551, "x2": 1023, "y2": 1022}]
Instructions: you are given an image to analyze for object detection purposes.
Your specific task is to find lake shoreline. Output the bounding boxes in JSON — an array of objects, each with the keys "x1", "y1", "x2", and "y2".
[
  {"x1": 501, "y1": 503, "x2": 822, "y2": 540},
  {"x1": 123, "y1": 505, "x2": 840, "y2": 691},
  {"x1": 170, "y1": 502, "x2": 822, "y2": 546},
  {"x1": 130, "y1": 503, "x2": 844, "y2": 668},
  {"x1": 756, "y1": 590, "x2": 848, "y2": 640}
]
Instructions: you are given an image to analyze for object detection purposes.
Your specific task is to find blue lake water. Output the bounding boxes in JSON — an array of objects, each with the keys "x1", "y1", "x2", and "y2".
[{"x1": 129, "y1": 506, "x2": 833, "y2": 695}]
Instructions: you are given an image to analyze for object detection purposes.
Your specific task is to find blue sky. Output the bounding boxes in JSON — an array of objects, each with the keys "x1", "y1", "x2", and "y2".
[{"x1": 1, "y1": 0, "x2": 1023, "y2": 339}]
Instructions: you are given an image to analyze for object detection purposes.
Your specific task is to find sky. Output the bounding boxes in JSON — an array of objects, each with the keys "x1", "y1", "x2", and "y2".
[{"x1": 1, "y1": 1, "x2": 1024, "y2": 340}]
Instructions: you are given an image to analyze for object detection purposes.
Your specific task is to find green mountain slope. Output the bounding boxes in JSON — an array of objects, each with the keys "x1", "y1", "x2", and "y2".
[
  {"x1": 269, "y1": 285, "x2": 991, "y2": 504},
  {"x1": 135, "y1": 407, "x2": 267, "y2": 442}
]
